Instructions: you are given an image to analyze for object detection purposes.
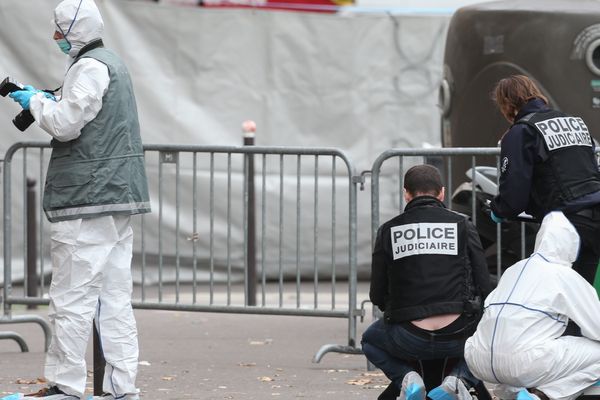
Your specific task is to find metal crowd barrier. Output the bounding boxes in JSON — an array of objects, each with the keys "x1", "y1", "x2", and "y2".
[
  {"x1": 365, "y1": 145, "x2": 597, "y2": 314},
  {"x1": 1, "y1": 144, "x2": 561, "y2": 358},
  {"x1": 370, "y1": 147, "x2": 514, "y2": 278},
  {"x1": 1, "y1": 141, "x2": 363, "y2": 357},
  {"x1": 316, "y1": 147, "x2": 535, "y2": 362}
]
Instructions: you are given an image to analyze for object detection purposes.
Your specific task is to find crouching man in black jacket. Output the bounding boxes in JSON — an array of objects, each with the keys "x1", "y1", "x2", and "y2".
[{"x1": 362, "y1": 164, "x2": 491, "y2": 400}]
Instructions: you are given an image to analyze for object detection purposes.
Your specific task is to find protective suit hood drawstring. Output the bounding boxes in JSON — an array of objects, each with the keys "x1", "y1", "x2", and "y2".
[
  {"x1": 532, "y1": 211, "x2": 579, "y2": 267},
  {"x1": 54, "y1": 0, "x2": 104, "y2": 58}
]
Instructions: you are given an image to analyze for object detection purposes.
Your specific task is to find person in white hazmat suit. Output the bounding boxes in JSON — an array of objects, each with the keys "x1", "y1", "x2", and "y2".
[
  {"x1": 464, "y1": 211, "x2": 600, "y2": 400},
  {"x1": 7, "y1": 0, "x2": 151, "y2": 399}
]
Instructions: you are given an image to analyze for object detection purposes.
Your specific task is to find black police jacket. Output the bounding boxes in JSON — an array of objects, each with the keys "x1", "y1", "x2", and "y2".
[
  {"x1": 491, "y1": 98, "x2": 600, "y2": 220},
  {"x1": 369, "y1": 196, "x2": 491, "y2": 323}
]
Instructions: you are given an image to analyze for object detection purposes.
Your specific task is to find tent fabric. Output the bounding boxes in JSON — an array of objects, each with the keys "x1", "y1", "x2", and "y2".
[{"x1": 0, "y1": 0, "x2": 450, "y2": 278}]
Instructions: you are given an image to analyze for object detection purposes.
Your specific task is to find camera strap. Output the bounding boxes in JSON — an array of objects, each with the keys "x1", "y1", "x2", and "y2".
[
  {"x1": 75, "y1": 39, "x2": 104, "y2": 59},
  {"x1": 44, "y1": 86, "x2": 62, "y2": 96},
  {"x1": 52, "y1": 39, "x2": 105, "y2": 97}
]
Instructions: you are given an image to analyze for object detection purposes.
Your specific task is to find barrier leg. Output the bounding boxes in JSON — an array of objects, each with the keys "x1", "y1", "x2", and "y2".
[
  {"x1": 0, "y1": 315, "x2": 51, "y2": 351},
  {"x1": 0, "y1": 331, "x2": 29, "y2": 352},
  {"x1": 312, "y1": 343, "x2": 363, "y2": 363}
]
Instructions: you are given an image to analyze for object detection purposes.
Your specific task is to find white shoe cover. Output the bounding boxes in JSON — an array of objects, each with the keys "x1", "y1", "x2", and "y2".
[
  {"x1": 399, "y1": 371, "x2": 426, "y2": 400},
  {"x1": 428, "y1": 375, "x2": 473, "y2": 400},
  {"x1": 516, "y1": 389, "x2": 541, "y2": 400},
  {"x1": 88, "y1": 395, "x2": 140, "y2": 400}
]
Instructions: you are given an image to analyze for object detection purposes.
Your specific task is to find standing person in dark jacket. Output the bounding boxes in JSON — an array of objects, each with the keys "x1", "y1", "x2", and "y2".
[
  {"x1": 490, "y1": 75, "x2": 600, "y2": 285},
  {"x1": 361, "y1": 164, "x2": 491, "y2": 400}
]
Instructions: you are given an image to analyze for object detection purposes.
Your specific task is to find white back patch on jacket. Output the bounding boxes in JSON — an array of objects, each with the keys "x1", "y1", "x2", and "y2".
[
  {"x1": 534, "y1": 117, "x2": 592, "y2": 151},
  {"x1": 390, "y1": 222, "x2": 458, "y2": 260}
]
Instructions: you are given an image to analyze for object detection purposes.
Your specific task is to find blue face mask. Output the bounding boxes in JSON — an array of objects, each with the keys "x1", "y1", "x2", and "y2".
[{"x1": 56, "y1": 38, "x2": 71, "y2": 55}]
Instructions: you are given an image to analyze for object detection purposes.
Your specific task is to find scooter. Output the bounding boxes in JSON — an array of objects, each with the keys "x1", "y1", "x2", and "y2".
[{"x1": 450, "y1": 166, "x2": 539, "y2": 285}]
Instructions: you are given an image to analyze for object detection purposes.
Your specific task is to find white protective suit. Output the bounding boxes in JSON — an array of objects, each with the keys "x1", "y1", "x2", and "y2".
[
  {"x1": 464, "y1": 211, "x2": 600, "y2": 400},
  {"x1": 27, "y1": 1, "x2": 140, "y2": 399}
]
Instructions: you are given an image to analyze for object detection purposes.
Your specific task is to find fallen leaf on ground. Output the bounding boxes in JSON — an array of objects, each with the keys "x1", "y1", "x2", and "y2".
[
  {"x1": 249, "y1": 338, "x2": 273, "y2": 345},
  {"x1": 16, "y1": 378, "x2": 47, "y2": 384},
  {"x1": 161, "y1": 376, "x2": 176, "y2": 381},
  {"x1": 346, "y1": 378, "x2": 372, "y2": 386},
  {"x1": 362, "y1": 372, "x2": 384, "y2": 377},
  {"x1": 259, "y1": 376, "x2": 274, "y2": 382}
]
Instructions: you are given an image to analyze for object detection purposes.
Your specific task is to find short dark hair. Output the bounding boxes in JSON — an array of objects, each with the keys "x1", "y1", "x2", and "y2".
[{"x1": 404, "y1": 164, "x2": 443, "y2": 196}]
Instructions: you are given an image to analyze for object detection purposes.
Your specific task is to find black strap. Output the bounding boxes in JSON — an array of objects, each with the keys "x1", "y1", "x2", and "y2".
[
  {"x1": 51, "y1": 39, "x2": 105, "y2": 97},
  {"x1": 75, "y1": 38, "x2": 104, "y2": 59},
  {"x1": 43, "y1": 86, "x2": 62, "y2": 95}
]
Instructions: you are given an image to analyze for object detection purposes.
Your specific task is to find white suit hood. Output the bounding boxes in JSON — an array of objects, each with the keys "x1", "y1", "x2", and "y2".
[
  {"x1": 54, "y1": 0, "x2": 104, "y2": 58},
  {"x1": 533, "y1": 211, "x2": 579, "y2": 266}
]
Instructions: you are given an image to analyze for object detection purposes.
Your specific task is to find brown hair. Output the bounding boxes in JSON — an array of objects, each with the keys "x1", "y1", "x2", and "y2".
[
  {"x1": 492, "y1": 75, "x2": 548, "y2": 121},
  {"x1": 404, "y1": 164, "x2": 443, "y2": 197}
]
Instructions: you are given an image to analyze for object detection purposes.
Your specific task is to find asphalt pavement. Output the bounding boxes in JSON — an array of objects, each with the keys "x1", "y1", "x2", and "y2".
[{"x1": 0, "y1": 306, "x2": 387, "y2": 400}]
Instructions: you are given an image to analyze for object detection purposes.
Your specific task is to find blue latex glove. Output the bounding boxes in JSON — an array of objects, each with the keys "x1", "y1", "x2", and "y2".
[
  {"x1": 24, "y1": 85, "x2": 56, "y2": 101},
  {"x1": 490, "y1": 211, "x2": 504, "y2": 224},
  {"x1": 0, "y1": 394, "x2": 22, "y2": 400},
  {"x1": 8, "y1": 90, "x2": 35, "y2": 110}
]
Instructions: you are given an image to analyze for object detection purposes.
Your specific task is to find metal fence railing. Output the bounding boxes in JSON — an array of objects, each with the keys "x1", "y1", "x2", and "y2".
[
  {"x1": 2, "y1": 144, "x2": 560, "y2": 360},
  {"x1": 1, "y1": 141, "x2": 363, "y2": 357},
  {"x1": 371, "y1": 148, "x2": 512, "y2": 277}
]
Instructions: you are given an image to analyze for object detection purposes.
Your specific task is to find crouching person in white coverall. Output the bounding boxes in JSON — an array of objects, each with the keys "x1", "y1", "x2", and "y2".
[
  {"x1": 7, "y1": 0, "x2": 151, "y2": 399},
  {"x1": 464, "y1": 211, "x2": 600, "y2": 400}
]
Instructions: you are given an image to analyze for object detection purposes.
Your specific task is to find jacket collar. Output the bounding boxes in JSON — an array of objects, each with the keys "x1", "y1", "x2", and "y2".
[
  {"x1": 75, "y1": 38, "x2": 104, "y2": 59},
  {"x1": 405, "y1": 195, "x2": 446, "y2": 211},
  {"x1": 514, "y1": 98, "x2": 550, "y2": 122}
]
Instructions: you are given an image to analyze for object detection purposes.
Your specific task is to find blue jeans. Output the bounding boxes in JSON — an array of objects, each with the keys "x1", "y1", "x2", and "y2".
[{"x1": 361, "y1": 319, "x2": 478, "y2": 390}]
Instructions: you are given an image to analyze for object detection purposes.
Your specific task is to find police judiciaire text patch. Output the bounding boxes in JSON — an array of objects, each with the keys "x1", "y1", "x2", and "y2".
[
  {"x1": 390, "y1": 222, "x2": 458, "y2": 260},
  {"x1": 534, "y1": 116, "x2": 592, "y2": 151}
]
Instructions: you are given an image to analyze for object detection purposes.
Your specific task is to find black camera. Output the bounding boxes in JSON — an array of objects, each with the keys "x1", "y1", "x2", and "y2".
[{"x1": 0, "y1": 77, "x2": 36, "y2": 132}]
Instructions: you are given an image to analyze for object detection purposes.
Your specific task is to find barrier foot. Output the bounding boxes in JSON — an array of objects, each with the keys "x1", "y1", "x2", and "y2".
[
  {"x1": 0, "y1": 315, "x2": 51, "y2": 351},
  {"x1": 313, "y1": 343, "x2": 363, "y2": 363},
  {"x1": 0, "y1": 331, "x2": 29, "y2": 352}
]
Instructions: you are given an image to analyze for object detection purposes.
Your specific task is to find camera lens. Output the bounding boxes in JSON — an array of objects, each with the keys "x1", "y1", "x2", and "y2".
[{"x1": 13, "y1": 110, "x2": 35, "y2": 132}]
